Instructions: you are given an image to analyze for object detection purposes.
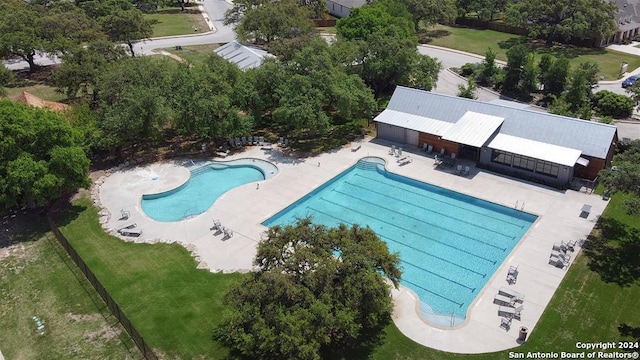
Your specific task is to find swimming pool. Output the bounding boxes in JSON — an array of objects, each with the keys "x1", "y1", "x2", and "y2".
[
  {"x1": 142, "y1": 159, "x2": 275, "y2": 222},
  {"x1": 263, "y1": 158, "x2": 536, "y2": 326}
]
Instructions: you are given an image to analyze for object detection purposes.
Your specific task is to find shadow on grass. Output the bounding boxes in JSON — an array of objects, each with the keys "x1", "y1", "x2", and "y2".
[
  {"x1": 0, "y1": 209, "x2": 49, "y2": 248},
  {"x1": 618, "y1": 323, "x2": 640, "y2": 341},
  {"x1": 497, "y1": 37, "x2": 526, "y2": 50},
  {"x1": 154, "y1": 7, "x2": 201, "y2": 15},
  {"x1": 582, "y1": 217, "x2": 640, "y2": 286},
  {"x1": 48, "y1": 202, "x2": 87, "y2": 228},
  {"x1": 418, "y1": 29, "x2": 451, "y2": 44}
]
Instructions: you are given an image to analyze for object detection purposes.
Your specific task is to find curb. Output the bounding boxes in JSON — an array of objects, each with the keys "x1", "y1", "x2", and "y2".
[{"x1": 419, "y1": 44, "x2": 507, "y2": 65}]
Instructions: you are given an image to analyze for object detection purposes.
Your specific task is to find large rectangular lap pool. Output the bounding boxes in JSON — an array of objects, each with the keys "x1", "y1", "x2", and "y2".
[{"x1": 263, "y1": 158, "x2": 537, "y2": 326}]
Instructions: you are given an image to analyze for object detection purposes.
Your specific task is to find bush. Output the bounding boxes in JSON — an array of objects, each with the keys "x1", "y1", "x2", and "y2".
[
  {"x1": 459, "y1": 62, "x2": 479, "y2": 77},
  {"x1": 592, "y1": 90, "x2": 634, "y2": 119},
  {"x1": 622, "y1": 198, "x2": 640, "y2": 215}
]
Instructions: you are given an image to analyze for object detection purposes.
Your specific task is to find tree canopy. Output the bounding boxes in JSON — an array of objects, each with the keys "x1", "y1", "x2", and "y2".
[
  {"x1": 0, "y1": 100, "x2": 90, "y2": 210},
  {"x1": 0, "y1": 0, "x2": 102, "y2": 72},
  {"x1": 600, "y1": 140, "x2": 640, "y2": 199},
  {"x1": 213, "y1": 218, "x2": 402, "y2": 360},
  {"x1": 505, "y1": 0, "x2": 617, "y2": 46}
]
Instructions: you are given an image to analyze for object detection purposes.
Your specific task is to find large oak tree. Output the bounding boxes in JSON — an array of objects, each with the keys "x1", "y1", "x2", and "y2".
[
  {"x1": 505, "y1": 0, "x2": 617, "y2": 46},
  {"x1": 214, "y1": 218, "x2": 402, "y2": 360}
]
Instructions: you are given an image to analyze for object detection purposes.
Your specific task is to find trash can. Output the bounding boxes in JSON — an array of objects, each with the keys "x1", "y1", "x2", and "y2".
[{"x1": 518, "y1": 326, "x2": 528, "y2": 341}]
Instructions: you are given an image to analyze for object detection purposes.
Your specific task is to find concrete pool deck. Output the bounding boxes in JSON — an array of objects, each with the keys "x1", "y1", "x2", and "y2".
[{"x1": 96, "y1": 138, "x2": 607, "y2": 354}]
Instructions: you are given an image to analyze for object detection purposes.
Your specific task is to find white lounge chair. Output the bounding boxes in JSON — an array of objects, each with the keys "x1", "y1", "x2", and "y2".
[
  {"x1": 456, "y1": 165, "x2": 463, "y2": 175},
  {"x1": 120, "y1": 209, "x2": 130, "y2": 220},
  {"x1": 421, "y1": 143, "x2": 429, "y2": 152},
  {"x1": 500, "y1": 316, "x2": 512, "y2": 330},
  {"x1": 498, "y1": 304, "x2": 523, "y2": 319},
  {"x1": 389, "y1": 145, "x2": 396, "y2": 155},
  {"x1": 494, "y1": 294, "x2": 515, "y2": 306},
  {"x1": 550, "y1": 251, "x2": 571, "y2": 261},
  {"x1": 498, "y1": 287, "x2": 525, "y2": 302},
  {"x1": 549, "y1": 256, "x2": 569, "y2": 269},
  {"x1": 463, "y1": 165, "x2": 470, "y2": 176},
  {"x1": 397, "y1": 147, "x2": 403, "y2": 157},
  {"x1": 427, "y1": 145, "x2": 433, "y2": 154}
]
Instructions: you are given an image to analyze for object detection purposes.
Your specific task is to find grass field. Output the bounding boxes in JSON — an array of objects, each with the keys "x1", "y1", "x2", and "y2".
[
  {"x1": 0, "y1": 215, "x2": 136, "y2": 359},
  {"x1": 56, "y1": 198, "x2": 244, "y2": 359},
  {"x1": 423, "y1": 25, "x2": 640, "y2": 80},
  {"x1": 163, "y1": 44, "x2": 220, "y2": 65},
  {"x1": 3, "y1": 84, "x2": 66, "y2": 103},
  {"x1": 145, "y1": 6, "x2": 207, "y2": 37}
]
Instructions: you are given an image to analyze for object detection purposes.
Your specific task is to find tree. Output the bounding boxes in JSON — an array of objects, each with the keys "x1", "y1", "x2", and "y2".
[
  {"x1": 537, "y1": 54, "x2": 553, "y2": 85},
  {"x1": 456, "y1": 0, "x2": 508, "y2": 21},
  {"x1": 502, "y1": 44, "x2": 529, "y2": 95},
  {"x1": 543, "y1": 57, "x2": 570, "y2": 96},
  {"x1": 599, "y1": 140, "x2": 640, "y2": 199},
  {"x1": 563, "y1": 68, "x2": 590, "y2": 113},
  {"x1": 399, "y1": 0, "x2": 457, "y2": 30},
  {"x1": 592, "y1": 90, "x2": 634, "y2": 119},
  {"x1": 519, "y1": 53, "x2": 537, "y2": 95},
  {"x1": 0, "y1": 0, "x2": 101, "y2": 72},
  {"x1": 0, "y1": 100, "x2": 90, "y2": 209},
  {"x1": 477, "y1": 47, "x2": 498, "y2": 85},
  {"x1": 457, "y1": 77, "x2": 478, "y2": 99},
  {"x1": 0, "y1": 66, "x2": 14, "y2": 97},
  {"x1": 99, "y1": 9, "x2": 152, "y2": 56},
  {"x1": 52, "y1": 40, "x2": 127, "y2": 99},
  {"x1": 213, "y1": 218, "x2": 402, "y2": 360},
  {"x1": 625, "y1": 81, "x2": 640, "y2": 110},
  {"x1": 233, "y1": 0, "x2": 315, "y2": 45},
  {"x1": 505, "y1": 0, "x2": 617, "y2": 46},
  {"x1": 336, "y1": 0, "x2": 416, "y2": 43}
]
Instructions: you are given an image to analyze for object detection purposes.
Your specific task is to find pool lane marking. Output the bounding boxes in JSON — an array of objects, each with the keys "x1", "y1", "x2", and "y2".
[
  {"x1": 353, "y1": 172, "x2": 527, "y2": 229},
  {"x1": 347, "y1": 176, "x2": 520, "y2": 238},
  {"x1": 331, "y1": 187, "x2": 509, "y2": 252},
  {"x1": 311, "y1": 197, "x2": 500, "y2": 265},
  {"x1": 310, "y1": 198, "x2": 498, "y2": 267}
]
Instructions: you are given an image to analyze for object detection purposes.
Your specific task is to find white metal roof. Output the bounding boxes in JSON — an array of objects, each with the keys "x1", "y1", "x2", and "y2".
[
  {"x1": 375, "y1": 109, "x2": 453, "y2": 136},
  {"x1": 214, "y1": 41, "x2": 273, "y2": 70},
  {"x1": 442, "y1": 111, "x2": 504, "y2": 147},
  {"x1": 383, "y1": 87, "x2": 617, "y2": 159},
  {"x1": 488, "y1": 134, "x2": 583, "y2": 167}
]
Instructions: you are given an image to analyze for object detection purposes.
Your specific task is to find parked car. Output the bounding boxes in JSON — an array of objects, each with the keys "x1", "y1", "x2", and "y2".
[{"x1": 622, "y1": 75, "x2": 640, "y2": 88}]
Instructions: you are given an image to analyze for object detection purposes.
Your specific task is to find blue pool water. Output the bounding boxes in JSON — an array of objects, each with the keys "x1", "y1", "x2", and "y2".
[
  {"x1": 263, "y1": 159, "x2": 536, "y2": 323},
  {"x1": 142, "y1": 163, "x2": 264, "y2": 222}
]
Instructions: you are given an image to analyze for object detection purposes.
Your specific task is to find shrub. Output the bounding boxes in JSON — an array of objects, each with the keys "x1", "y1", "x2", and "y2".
[
  {"x1": 592, "y1": 90, "x2": 634, "y2": 119},
  {"x1": 460, "y1": 62, "x2": 479, "y2": 77}
]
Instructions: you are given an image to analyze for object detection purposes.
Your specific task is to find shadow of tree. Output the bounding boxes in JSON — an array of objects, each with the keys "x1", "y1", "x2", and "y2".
[
  {"x1": 418, "y1": 29, "x2": 451, "y2": 44},
  {"x1": 497, "y1": 37, "x2": 526, "y2": 50},
  {"x1": 0, "y1": 210, "x2": 49, "y2": 249},
  {"x1": 618, "y1": 323, "x2": 640, "y2": 341},
  {"x1": 582, "y1": 217, "x2": 640, "y2": 286}
]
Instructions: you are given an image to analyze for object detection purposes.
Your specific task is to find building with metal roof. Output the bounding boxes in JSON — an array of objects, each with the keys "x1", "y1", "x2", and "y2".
[
  {"x1": 374, "y1": 86, "x2": 618, "y2": 187},
  {"x1": 213, "y1": 41, "x2": 273, "y2": 71}
]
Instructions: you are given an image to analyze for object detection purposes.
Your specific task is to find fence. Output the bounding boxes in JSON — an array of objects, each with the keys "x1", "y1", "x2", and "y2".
[{"x1": 47, "y1": 216, "x2": 158, "y2": 360}]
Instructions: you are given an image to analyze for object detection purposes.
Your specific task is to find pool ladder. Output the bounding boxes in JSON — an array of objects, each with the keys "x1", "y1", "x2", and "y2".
[{"x1": 514, "y1": 200, "x2": 525, "y2": 210}]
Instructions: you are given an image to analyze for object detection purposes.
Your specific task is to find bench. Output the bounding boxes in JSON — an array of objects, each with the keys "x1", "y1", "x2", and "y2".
[{"x1": 351, "y1": 144, "x2": 361, "y2": 152}]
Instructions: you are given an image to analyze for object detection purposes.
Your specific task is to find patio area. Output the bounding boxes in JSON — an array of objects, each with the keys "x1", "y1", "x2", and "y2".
[{"x1": 94, "y1": 138, "x2": 607, "y2": 354}]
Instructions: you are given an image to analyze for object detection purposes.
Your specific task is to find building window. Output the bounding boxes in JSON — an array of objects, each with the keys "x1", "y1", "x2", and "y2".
[
  {"x1": 491, "y1": 150, "x2": 512, "y2": 166},
  {"x1": 535, "y1": 160, "x2": 559, "y2": 178},
  {"x1": 512, "y1": 154, "x2": 535, "y2": 172}
]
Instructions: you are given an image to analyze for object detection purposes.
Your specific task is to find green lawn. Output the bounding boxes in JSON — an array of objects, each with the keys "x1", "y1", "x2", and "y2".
[
  {"x1": 57, "y1": 198, "x2": 244, "y2": 359},
  {"x1": 163, "y1": 44, "x2": 220, "y2": 65},
  {"x1": 145, "y1": 7, "x2": 205, "y2": 37},
  {"x1": 49, "y1": 190, "x2": 640, "y2": 359},
  {"x1": 0, "y1": 216, "x2": 136, "y2": 359},
  {"x1": 423, "y1": 25, "x2": 640, "y2": 80},
  {"x1": 3, "y1": 84, "x2": 67, "y2": 102}
]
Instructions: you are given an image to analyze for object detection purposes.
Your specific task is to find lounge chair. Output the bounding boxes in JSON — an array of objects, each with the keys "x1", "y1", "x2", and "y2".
[
  {"x1": 549, "y1": 256, "x2": 569, "y2": 269},
  {"x1": 550, "y1": 251, "x2": 571, "y2": 261},
  {"x1": 500, "y1": 316, "x2": 512, "y2": 330},
  {"x1": 552, "y1": 242, "x2": 569, "y2": 253},
  {"x1": 120, "y1": 209, "x2": 130, "y2": 220},
  {"x1": 421, "y1": 143, "x2": 429, "y2": 152},
  {"x1": 494, "y1": 294, "x2": 516, "y2": 306},
  {"x1": 439, "y1": 148, "x2": 445, "y2": 156},
  {"x1": 279, "y1": 137, "x2": 284, "y2": 146},
  {"x1": 498, "y1": 287, "x2": 525, "y2": 302},
  {"x1": 352, "y1": 144, "x2": 361, "y2": 152},
  {"x1": 462, "y1": 165, "x2": 470, "y2": 176},
  {"x1": 456, "y1": 165, "x2": 463, "y2": 175},
  {"x1": 389, "y1": 145, "x2": 396, "y2": 155},
  {"x1": 284, "y1": 138, "x2": 289, "y2": 146},
  {"x1": 498, "y1": 304, "x2": 523, "y2": 319},
  {"x1": 508, "y1": 265, "x2": 519, "y2": 276},
  {"x1": 434, "y1": 155, "x2": 443, "y2": 165},
  {"x1": 507, "y1": 273, "x2": 517, "y2": 285},
  {"x1": 397, "y1": 147, "x2": 403, "y2": 157},
  {"x1": 212, "y1": 219, "x2": 221, "y2": 231},
  {"x1": 580, "y1": 204, "x2": 592, "y2": 218},
  {"x1": 566, "y1": 239, "x2": 577, "y2": 252},
  {"x1": 118, "y1": 225, "x2": 142, "y2": 237},
  {"x1": 451, "y1": 153, "x2": 456, "y2": 160},
  {"x1": 427, "y1": 145, "x2": 433, "y2": 154}
]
